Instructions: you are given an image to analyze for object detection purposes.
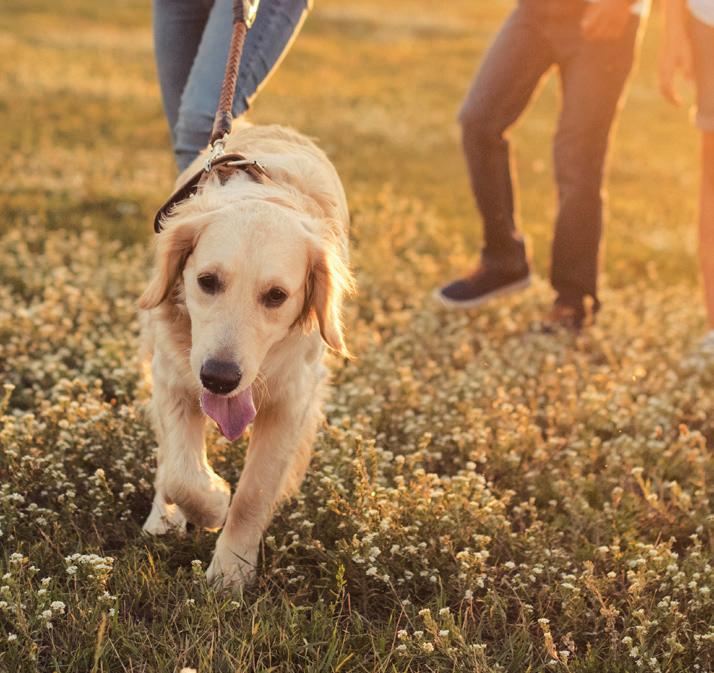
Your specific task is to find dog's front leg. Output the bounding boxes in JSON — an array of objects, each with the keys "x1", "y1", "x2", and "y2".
[
  {"x1": 205, "y1": 396, "x2": 320, "y2": 588},
  {"x1": 144, "y1": 372, "x2": 231, "y2": 532}
]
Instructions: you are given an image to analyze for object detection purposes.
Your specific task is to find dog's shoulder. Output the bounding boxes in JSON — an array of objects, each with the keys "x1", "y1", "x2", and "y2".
[{"x1": 225, "y1": 124, "x2": 349, "y2": 231}]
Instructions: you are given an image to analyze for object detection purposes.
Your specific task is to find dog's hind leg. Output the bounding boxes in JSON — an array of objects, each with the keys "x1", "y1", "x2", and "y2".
[
  {"x1": 142, "y1": 392, "x2": 189, "y2": 535},
  {"x1": 206, "y1": 394, "x2": 321, "y2": 588}
]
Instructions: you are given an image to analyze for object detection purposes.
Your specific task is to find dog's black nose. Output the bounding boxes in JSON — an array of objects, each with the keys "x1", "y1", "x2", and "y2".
[{"x1": 200, "y1": 359, "x2": 242, "y2": 395}]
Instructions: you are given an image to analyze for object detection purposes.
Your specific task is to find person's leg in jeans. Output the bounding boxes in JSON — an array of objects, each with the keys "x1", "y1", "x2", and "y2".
[
  {"x1": 153, "y1": 0, "x2": 212, "y2": 148},
  {"x1": 174, "y1": 0, "x2": 311, "y2": 172},
  {"x1": 550, "y1": 19, "x2": 639, "y2": 318},
  {"x1": 436, "y1": 5, "x2": 555, "y2": 307}
]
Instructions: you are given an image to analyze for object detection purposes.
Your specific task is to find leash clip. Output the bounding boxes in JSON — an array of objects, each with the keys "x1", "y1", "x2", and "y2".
[
  {"x1": 243, "y1": 0, "x2": 260, "y2": 28},
  {"x1": 204, "y1": 138, "x2": 226, "y2": 173}
]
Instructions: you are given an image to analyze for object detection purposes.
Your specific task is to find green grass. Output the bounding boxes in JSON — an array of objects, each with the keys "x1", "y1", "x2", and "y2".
[{"x1": 1, "y1": 1, "x2": 713, "y2": 672}]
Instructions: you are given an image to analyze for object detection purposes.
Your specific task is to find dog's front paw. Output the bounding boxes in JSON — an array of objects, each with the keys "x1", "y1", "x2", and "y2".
[
  {"x1": 142, "y1": 496, "x2": 187, "y2": 536},
  {"x1": 205, "y1": 534, "x2": 257, "y2": 589},
  {"x1": 164, "y1": 470, "x2": 231, "y2": 530}
]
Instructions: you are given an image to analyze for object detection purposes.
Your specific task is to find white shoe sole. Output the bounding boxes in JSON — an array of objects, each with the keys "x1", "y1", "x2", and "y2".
[{"x1": 432, "y1": 276, "x2": 532, "y2": 310}]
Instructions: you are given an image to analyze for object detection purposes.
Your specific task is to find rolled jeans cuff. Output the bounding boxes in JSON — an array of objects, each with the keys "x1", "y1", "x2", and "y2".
[{"x1": 481, "y1": 238, "x2": 528, "y2": 272}]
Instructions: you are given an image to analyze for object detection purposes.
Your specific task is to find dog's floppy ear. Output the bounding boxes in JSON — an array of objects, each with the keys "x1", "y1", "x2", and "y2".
[
  {"x1": 138, "y1": 221, "x2": 204, "y2": 310},
  {"x1": 302, "y1": 235, "x2": 355, "y2": 357}
]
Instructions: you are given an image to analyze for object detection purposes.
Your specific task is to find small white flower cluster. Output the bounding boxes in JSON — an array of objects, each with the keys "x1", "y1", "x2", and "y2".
[{"x1": 63, "y1": 552, "x2": 115, "y2": 594}]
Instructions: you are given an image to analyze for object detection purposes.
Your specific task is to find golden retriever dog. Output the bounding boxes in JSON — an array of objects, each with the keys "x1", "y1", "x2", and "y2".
[{"x1": 138, "y1": 124, "x2": 353, "y2": 587}]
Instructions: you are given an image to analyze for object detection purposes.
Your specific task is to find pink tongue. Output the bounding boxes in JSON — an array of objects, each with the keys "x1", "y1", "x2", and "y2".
[{"x1": 200, "y1": 387, "x2": 256, "y2": 441}]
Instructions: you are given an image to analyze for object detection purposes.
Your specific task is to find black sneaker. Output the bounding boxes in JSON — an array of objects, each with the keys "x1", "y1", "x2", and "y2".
[{"x1": 434, "y1": 261, "x2": 531, "y2": 309}]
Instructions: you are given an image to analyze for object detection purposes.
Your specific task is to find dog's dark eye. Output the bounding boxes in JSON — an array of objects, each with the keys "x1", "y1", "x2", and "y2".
[
  {"x1": 262, "y1": 287, "x2": 288, "y2": 308},
  {"x1": 197, "y1": 273, "x2": 221, "y2": 295}
]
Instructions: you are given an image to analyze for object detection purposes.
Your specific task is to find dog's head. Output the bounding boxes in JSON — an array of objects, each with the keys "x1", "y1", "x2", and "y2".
[{"x1": 139, "y1": 196, "x2": 353, "y2": 440}]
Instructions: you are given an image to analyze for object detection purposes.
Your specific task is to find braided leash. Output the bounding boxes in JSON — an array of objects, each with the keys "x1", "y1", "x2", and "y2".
[
  {"x1": 210, "y1": 19, "x2": 248, "y2": 146},
  {"x1": 154, "y1": 0, "x2": 264, "y2": 232}
]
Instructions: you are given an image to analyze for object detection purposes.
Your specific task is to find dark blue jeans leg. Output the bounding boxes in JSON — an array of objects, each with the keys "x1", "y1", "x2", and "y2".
[
  {"x1": 551, "y1": 18, "x2": 640, "y2": 309},
  {"x1": 173, "y1": 0, "x2": 310, "y2": 172},
  {"x1": 459, "y1": 5, "x2": 554, "y2": 269},
  {"x1": 152, "y1": 0, "x2": 212, "y2": 148}
]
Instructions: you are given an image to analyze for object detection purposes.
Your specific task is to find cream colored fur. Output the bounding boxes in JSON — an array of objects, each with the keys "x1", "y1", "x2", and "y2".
[{"x1": 139, "y1": 124, "x2": 353, "y2": 588}]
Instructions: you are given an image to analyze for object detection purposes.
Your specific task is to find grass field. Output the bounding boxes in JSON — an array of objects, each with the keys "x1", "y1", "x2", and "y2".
[{"x1": 1, "y1": 1, "x2": 713, "y2": 671}]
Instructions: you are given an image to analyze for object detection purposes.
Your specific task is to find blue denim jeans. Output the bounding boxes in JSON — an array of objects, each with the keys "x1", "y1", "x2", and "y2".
[
  {"x1": 153, "y1": 0, "x2": 310, "y2": 171},
  {"x1": 459, "y1": 0, "x2": 641, "y2": 308}
]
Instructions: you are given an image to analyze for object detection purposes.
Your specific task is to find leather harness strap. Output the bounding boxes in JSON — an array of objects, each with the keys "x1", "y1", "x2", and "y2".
[
  {"x1": 153, "y1": 154, "x2": 267, "y2": 232},
  {"x1": 154, "y1": 0, "x2": 263, "y2": 233}
]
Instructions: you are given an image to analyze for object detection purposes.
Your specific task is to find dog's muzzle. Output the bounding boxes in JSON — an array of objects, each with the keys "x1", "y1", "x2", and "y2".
[{"x1": 200, "y1": 359, "x2": 242, "y2": 395}]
